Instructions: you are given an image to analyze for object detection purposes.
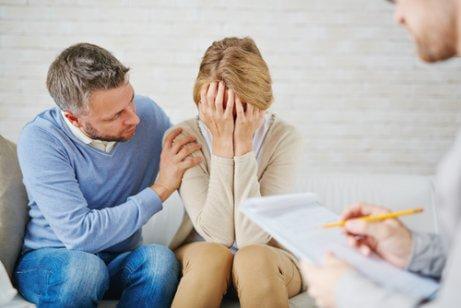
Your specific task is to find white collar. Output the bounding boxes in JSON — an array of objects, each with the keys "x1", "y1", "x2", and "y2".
[{"x1": 61, "y1": 111, "x2": 116, "y2": 153}]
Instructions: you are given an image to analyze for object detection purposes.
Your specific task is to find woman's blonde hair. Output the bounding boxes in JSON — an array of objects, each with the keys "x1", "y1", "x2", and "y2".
[{"x1": 193, "y1": 37, "x2": 273, "y2": 110}]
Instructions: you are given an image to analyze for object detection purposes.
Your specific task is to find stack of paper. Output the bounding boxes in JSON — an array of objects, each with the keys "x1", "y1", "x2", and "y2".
[{"x1": 240, "y1": 193, "x2": 439, "y2": 299}]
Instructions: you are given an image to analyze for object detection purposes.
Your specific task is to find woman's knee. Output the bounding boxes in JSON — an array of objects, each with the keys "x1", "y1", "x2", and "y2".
[
  {"x1": 179, "y1": 242, "x2": 233, "y2": 273},
  {"x1": 232, "y1": 245, "x2": 278, "y2": 284},
  {"x1": 234, "y1": 244, "x2": 274, "y2": 271},
  {"x1": 183, "y1": 242, "x2": 233, "y2": 270}
]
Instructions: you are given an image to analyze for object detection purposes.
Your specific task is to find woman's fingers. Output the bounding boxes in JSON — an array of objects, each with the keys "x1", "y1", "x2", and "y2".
[
  {"x1": 254, "y1": 107, "x2": 264, "y2": 119},
  {"x1": 225, "y1": 88, "x2": 235, "y2": 117},
  {"x1": 246, "y1": 101, "x2": 254, "y2": 116},
  {"x1": 215, "y1": 81, "x2": 225, "y2": 114},
  {"x1": 200, "y1": 83, "x2": 208, "y2": 106},
  {"x1": 235, "y1": 96, "x2": 245, "y2": 119},
  {"x1": 206, "y1": 81, "x2": 217, "y2": 112}
]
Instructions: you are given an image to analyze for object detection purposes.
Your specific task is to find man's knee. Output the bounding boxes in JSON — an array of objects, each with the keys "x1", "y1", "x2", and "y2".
[
  {"x1": 16, "y1": 249, "x2": 109, "y2": 306},
  {"x1": 127, "y1": 245, "x2": 179, "y2": 292},
  {"x1": 59, "y1": 251, "x2": 109, "y2": 304}
]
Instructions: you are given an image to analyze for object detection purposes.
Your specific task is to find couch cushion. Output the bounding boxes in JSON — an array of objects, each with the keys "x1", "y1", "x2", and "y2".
[
  {"x1": 0, "y1": 136, "x2": 28, "y2": 278},
  {"x1": 297, "y1": 174, "x2": 438, "y2": 233},
  {"x1": 142, "y1": 191, "x2": 185, "y2": 246}
]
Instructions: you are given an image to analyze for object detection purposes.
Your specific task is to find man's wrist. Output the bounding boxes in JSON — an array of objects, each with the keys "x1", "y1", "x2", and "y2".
[{"x1": 151, "y1": 182, "x2": 173, "y2": 202}]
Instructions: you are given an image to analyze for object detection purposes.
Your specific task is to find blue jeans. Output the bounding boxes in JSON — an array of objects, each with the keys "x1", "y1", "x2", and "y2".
[{"x1": 14, "y1": 244, "x2": 179, "y2": 308}]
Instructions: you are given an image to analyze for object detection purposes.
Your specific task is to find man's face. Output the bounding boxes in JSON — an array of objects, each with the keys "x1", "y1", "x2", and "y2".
[
  {"x1": 65, "y1": 82, "x2": 140, "y2": 142},
  {"x1": 393, "y1": 0, "x2": 457, "y2": 62}
]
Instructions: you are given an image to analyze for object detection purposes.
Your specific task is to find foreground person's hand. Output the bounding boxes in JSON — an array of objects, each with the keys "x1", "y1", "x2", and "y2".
[
  {"x1": 341, "y1": 202, "x2": 413, "y2": 268},
  {"x1": 302, "y1": 253, "x2": 353, "y2": 308},
  {"x1": 151, "y1": 128, "x2": 202, "y2": 201}
]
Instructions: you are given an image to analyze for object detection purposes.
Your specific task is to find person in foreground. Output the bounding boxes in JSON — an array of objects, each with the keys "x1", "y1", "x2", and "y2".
[
  {"x1": 301, "y1": 0, "x2": 461, "y2": 307},
  {"x1": 14, "y1": 43, "x2": 202, "y2": 307},
  {"x1": 167, "y1": 37, "x2": 304, "y2": 308}
]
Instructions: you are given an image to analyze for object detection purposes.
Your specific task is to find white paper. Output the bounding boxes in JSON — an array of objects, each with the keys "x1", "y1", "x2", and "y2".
[{"x1": 240, "y1": 193, "x2": 440, "y2": 299}]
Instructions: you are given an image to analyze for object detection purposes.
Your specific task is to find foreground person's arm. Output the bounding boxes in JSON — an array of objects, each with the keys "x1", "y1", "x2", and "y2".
[
  {"x1": 335, "y1": 228, "x2": 457, "y2": 308},
  {"x1": 303, "y1": 203, "x2": 452, "y2": 307}
]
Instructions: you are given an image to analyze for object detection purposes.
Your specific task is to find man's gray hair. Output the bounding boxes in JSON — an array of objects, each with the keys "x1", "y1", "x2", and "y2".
[{"x1": 46, "y1": 43, "x2": 130, "y2": 114}]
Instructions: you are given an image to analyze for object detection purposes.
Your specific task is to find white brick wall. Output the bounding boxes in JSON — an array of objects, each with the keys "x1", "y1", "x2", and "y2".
[{"x1": 1, "y1": 0, "x2": 461, "y2": 174}]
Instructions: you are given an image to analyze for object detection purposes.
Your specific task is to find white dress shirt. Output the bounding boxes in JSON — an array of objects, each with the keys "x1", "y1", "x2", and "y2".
[{"x1": 61, "y1": 111, "x2": 116, "y2": 153}]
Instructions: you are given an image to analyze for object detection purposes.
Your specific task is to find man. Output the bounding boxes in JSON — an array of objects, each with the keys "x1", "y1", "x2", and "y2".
[
  {"x1": 302, "y1": 0, "x2": 461, "y2": 307},
  {"x1": 14, "y1": 43, "x2": 202, "y2": 307}
]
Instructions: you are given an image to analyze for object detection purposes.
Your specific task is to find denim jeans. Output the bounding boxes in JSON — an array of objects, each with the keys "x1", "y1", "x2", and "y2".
[{"x1": 14, "y1": 244, "x2": 179, "y2": 308}]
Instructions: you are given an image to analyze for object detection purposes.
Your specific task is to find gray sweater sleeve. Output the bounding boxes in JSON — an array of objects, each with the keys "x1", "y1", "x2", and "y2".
[
  {"x1": 421, "y1": 225, "x2": 461, "y2": 308},
  {"x1": 406, "y1": 231, "x2": 446, "y2": 279}
]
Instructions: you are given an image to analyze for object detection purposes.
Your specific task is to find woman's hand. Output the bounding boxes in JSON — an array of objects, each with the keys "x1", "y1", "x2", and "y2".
[
  {"x1": 199, "y1": 81, "x2": 235, "y2": 158},
  {"x1": 234, "y1": 96, "x2": 264, "y2": 156}
]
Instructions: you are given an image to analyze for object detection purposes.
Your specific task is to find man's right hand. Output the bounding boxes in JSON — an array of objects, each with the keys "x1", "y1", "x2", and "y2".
[
  {"x1": 341, "y1": 202, "x2": 413, "y2": 269},
  {"x1": 151, "y1": 128, "x2": 202, "y2": 201}
]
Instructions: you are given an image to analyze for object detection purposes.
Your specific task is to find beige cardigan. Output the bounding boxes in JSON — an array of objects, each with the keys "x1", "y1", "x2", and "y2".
[{"x1": 169, "y1": 114, "x2": 303, "y2": 251}]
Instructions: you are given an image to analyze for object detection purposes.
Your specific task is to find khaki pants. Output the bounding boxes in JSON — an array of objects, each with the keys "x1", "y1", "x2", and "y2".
[{"x1": 171, "y1": 242, "x2": 302, "y2": 308}]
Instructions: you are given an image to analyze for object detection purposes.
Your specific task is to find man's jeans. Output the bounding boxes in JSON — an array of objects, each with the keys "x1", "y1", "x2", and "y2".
[{"x1": 14, "y1": 244, "x2": 179, "y2": 308}]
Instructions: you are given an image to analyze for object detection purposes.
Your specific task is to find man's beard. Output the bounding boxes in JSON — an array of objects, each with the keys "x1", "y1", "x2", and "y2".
[{"x1": 83, "y1": 122, "x2": 132, "y2": 142}]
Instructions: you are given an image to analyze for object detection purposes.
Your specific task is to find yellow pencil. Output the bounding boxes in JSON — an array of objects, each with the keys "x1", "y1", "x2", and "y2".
[{"x1": 323, "y1": 207, "x2": 424, "y2": 228}]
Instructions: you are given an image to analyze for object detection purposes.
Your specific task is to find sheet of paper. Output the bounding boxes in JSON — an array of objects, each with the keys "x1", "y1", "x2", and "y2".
[{"x1": 240, "y1": 193, "x2": 440, "y2": 299}]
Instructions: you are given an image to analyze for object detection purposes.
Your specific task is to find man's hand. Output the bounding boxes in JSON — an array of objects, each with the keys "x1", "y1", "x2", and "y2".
[
  {"x1": 301, "y1": 253, "x2": 353, "y2": 308},
  {"x1": 341, "y1": 202, "x2": 413, "y2": 268},
  {"x1": 198, "y1": 81, "x2": 235, "y2": 158},
  {"x1": 151, "y1": 128, "x2": 202, "y2": 201},
  {"x1": 234, "y1": 96, "x2": 264, "y2": 156}
]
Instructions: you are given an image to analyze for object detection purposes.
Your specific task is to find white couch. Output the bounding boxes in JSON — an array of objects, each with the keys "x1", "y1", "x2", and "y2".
[{"x1": 1, "y1": 134, "x2": 438, "y2": 308}]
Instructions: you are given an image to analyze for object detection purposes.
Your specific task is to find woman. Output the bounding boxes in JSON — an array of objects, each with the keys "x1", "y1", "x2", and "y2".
[{"x1": 168, "y1": 37, "x2": 303, "y2": 308}]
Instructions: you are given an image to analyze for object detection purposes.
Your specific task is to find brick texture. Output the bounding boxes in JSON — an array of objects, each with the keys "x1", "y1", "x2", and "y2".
[{"x1": 1, "y1": 0, "x2": 461, "y2": 174}]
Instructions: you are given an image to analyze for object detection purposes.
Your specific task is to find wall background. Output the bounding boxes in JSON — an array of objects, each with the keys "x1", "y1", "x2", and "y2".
[{"x1": 1, "y1": 0, "x2": 461, "y2": 174}]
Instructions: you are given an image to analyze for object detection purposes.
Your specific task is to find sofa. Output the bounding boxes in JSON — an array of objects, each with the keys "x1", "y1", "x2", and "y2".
[{"x1": 0, "y1": 134, "x2": 439, "y2": 307}]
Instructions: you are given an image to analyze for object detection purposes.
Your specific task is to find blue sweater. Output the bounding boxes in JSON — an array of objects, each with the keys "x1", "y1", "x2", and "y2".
[{"x1": 18, "y1": 96, "x2": 171, "y2": 253}]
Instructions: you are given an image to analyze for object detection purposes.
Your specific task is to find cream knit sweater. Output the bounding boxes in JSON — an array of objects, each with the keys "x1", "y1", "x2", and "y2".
[{"x1": 169, "y1": 114, "x2": 303, "y2": 251}]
